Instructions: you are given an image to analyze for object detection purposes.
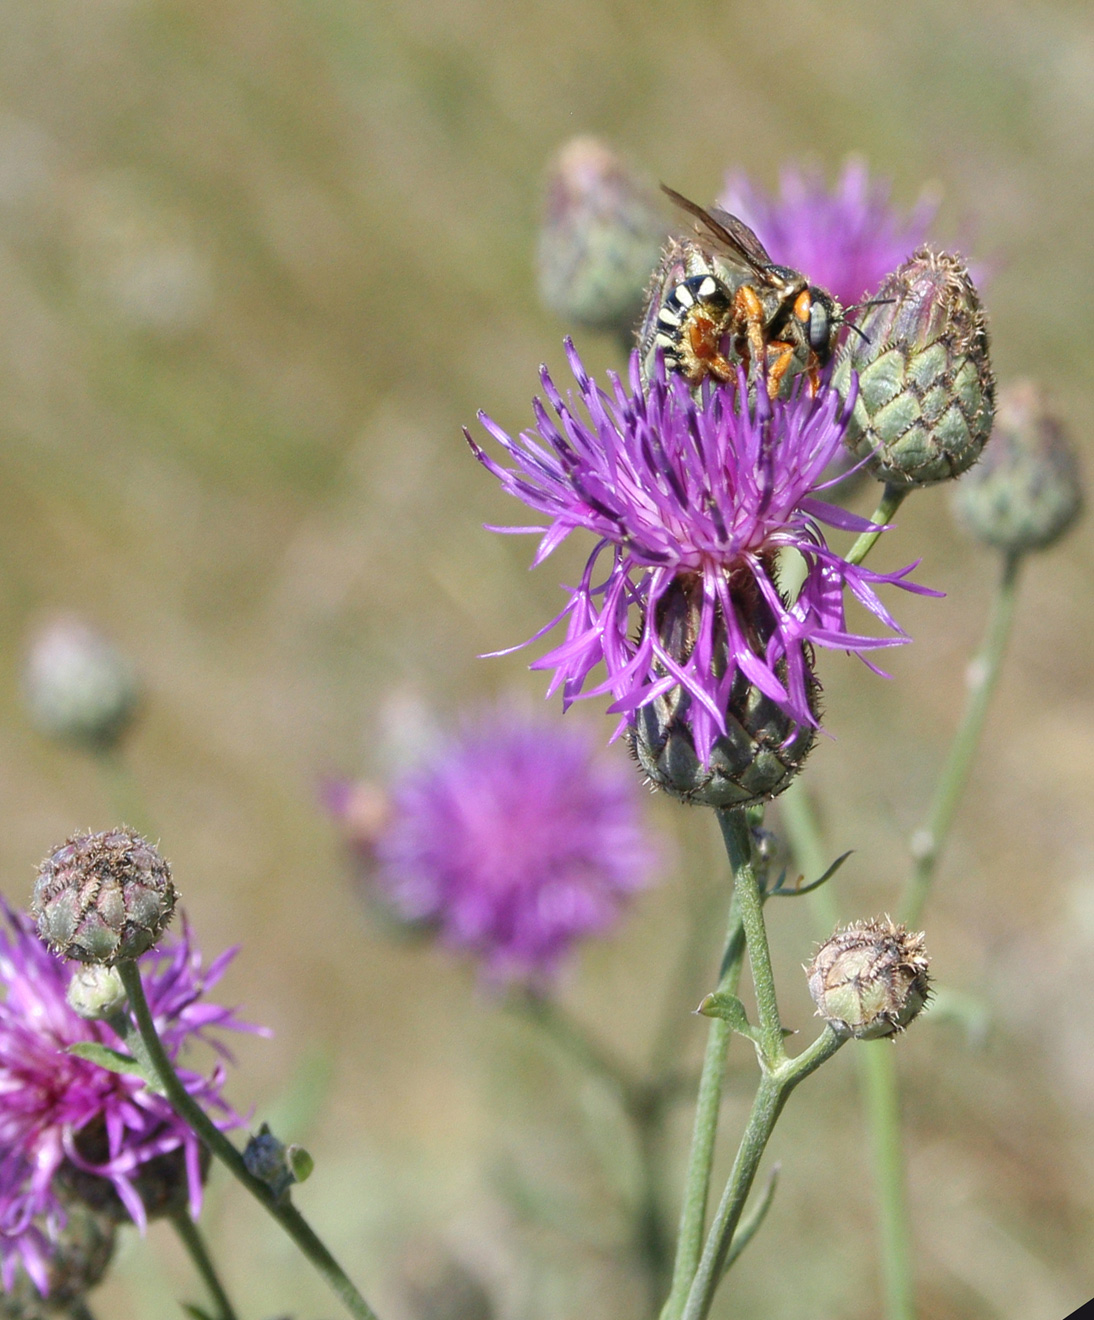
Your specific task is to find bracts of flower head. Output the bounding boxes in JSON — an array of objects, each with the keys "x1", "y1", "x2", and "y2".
[
  {"x1": 0, "y1": 869, "x2": 262, "y2": 1296},
  {"x1": 467, "y1": 344, "x2": 939, "y2": 799},
  {"x1": 833, "y1": 247, "x2": 995, "y2": 487},
  {"x1": 951, "y1": 379, "x2": 1083, "y2": 556}
]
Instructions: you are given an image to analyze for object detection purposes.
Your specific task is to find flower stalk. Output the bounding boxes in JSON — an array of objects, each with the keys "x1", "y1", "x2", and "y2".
[
  {"x1": 169, "y1": 1206, "x2": 240, "y2": 1320},
  {"x1": 113, "y1": 959, "x2": 380, "y2": 1320}
]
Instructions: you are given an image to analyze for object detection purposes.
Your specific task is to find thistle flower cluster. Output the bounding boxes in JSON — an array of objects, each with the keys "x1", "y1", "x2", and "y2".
[
  {"x1": 368, "y1": 704, "x2": 655, "y2": 983},
  {"x1": 470, "y1": 349, "x2": 933, "y2": 775},
  {"x1": 0, "y1": 902, "x2": 255, "y2": 1295}
]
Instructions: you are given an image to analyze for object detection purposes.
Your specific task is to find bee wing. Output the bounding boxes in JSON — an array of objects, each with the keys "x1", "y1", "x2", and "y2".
[{"x1": 660, "y1": 185, "x2": 773, "y2": 276}]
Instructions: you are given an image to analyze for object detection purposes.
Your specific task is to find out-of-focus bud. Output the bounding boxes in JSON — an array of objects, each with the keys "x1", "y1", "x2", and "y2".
[
  {"x1": 833, "y1": 248, "x2": 994, "y2": 486},
  {"x1": 951, "y1": 380, "x2": 1083, "y2": 554},
  {"x1": 33, "y1": 829, "x2": 177, "y2": 964},
  {"x1": 0, "y1": 1201, "x2": 116, "y2": 1320},
  {"x1": 22, "y1": 616, "x2": 140, "y2": 754},
  {"x1": 630, "y1": 583, "x2": 817, "y2": 808},
  {"x1": 537, "y1": 137, "x2": 667, "y2": 339},
  {"x1": 243, "y1": 1123, "x2": 314, "y2": 1202},
  {"x1": 66, "y1": 964, "x2": 127, "y2": 1021},
  {"x1": 58, "y1": 1116, "x2": 209, "y2": 1223},
  {"x1": 806, "y1": 918, "x2": 930, "y2": 1040}
]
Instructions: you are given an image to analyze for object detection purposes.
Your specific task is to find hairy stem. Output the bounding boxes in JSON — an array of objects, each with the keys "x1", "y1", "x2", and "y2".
[
  {"x1": 114, "y1": 960, "x2": 380, "y2": 1320},
  {"x1": 659, "y1": 890, "x2": 746, "y2": 1320},
  {"x1": 170, "y1": 1207, "x2": 240, "y2": 1320},
  {"x1": 902, "y1": 552, "x2": 1022, "y2": 927}
]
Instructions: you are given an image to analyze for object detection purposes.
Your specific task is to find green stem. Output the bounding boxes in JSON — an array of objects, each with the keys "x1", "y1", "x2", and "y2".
[
  {"x1": 114, "y1": 961, "x2": 380, "y2": 1320},
  {"x1": 659, "y1": 892, "x2": 745, "y2": 1320},
  {"x1": 779, "y1": 782, "x2": 915, "y2": 1320},
  {"x1": 716, "y1": 810, "x2": 782, "y2": 1064},
  {"x1": 67, "y1": 1304, "x2": 96, "y2": 1320},
  {"x1": 861, "y1": 1043, "x2": 914, "y2": 1320},
  {"x1": 901, "y1": 552, "x2": 1023, "y2": 927},
  {"x1": 170, "y1": 1207, "x2": 240, "y2": 1320},
  {"x1": 680, "y1": 1027, "x2": 846, "y2": 1320},
  {"x1": 847, "y1": 483, "x2": 909, "y2": 567}
]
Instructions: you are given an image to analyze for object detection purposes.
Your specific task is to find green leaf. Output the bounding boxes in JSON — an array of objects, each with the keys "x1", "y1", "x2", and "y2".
[
  {"x1": 67, "y1": 1041, "x2": 150, "y2": 1082},
  {"x1": 697, "y1": 992, "x2": 760, "y2": 1042},
  {"x1": 722, "y1": 1162, "x2": 780, "y2": 1276},
  {"x1": 769, "y1": 851, "x2": 853, "y2": 898}
]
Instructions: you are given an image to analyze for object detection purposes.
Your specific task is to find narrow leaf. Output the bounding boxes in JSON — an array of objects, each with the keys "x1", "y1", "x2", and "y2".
[
  {"x1": 67, "y1": 1041, "x2": 148, "y2": 1081},
  {"x1": 722, "y1": 1163, "x2": 780, "y2": 1276},
  {"x1": 769, "y1": 851, "x2": 853, "y2": 898},
  {"x1": 697, "y1": 992, "x2": 760, "y2": 1042}
]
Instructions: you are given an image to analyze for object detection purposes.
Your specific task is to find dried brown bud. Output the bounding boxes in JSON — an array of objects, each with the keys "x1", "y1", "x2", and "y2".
[
  {"x1": 33, "y1": 829, "x2": 176, "y2": 964},
  {"x1": 806, "y1": 918, "x2": 930, "y2": 1040}
]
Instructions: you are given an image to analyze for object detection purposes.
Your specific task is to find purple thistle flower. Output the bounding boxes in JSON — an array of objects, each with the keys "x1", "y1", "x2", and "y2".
[
  {"x1": 468, "y1": 344, "x2": 939, "y2": 769},
  {"x1": 0, "y1": 902, "x2": 261, "y2": 1294},
  {"x1": 719, "y1": 159, "x2": 938, "y2": 309},
  {"x1": 374, "y1": 704, "x2": 656, "y2": 983}
]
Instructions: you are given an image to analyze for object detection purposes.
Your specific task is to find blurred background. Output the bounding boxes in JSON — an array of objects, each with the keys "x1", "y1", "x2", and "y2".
[{"x1": 0, "y1": 1, "x2": 1092, "y2": 1317}]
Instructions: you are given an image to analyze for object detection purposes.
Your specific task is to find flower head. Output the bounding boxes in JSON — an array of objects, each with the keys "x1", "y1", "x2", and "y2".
[
  {"x1": 0, "y1": 902, "x2": 260, "y2": 1294},
  {"x1": 469, "y1": 345, "x2": 936, "y2": 769},
  {"x1": 374, "y1": 704, "x2": 656, "y2": 983},
  {"x1": 719, "y1": 159, "x2": 938, "y2": 308}
]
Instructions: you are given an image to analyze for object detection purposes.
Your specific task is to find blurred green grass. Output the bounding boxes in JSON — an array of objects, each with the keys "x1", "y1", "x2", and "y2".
[{"x1": 1, "y1": 1, "x2": 1093, "y2": 1317}]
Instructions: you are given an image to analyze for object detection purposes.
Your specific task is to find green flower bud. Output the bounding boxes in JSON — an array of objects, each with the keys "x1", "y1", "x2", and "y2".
[
  {"x1": 66, "y1": 964, "x2": 127, "y2": 1021},
  {"x1": 22, "y1": 616, "x2": 140, "y2": 754},
  {"x1": 537, "y1": 137, "x2": 667, "y2": 338},
  {"x1": 834, "y1": 248, "x2": 994, "y2": 486},
  {"x1": 629, "y1": 580, "x2": 817, "y2": 809},
  {"x1": 33, "y1": 829, "x2": 177, "y2": 964},
  {"x1": 807, "y1": 918, "x2": 930, "y2": 1040},
  {"x1": 951, "y1": 379, "x2": 1083, "y2": 554},
  {"x1": 0, "y1": 1201, "x2": 115, "y2": 1319},
  {"x1": 243, "y1": 1123, "x2": 314, "y2": 1201}
]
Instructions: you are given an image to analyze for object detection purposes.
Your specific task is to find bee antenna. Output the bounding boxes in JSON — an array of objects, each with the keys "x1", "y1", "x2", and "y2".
[
  {"x1": 838, "y1": 320, "x2": 872, "y2": 346},
  {"x1": 842, "y1": 296, "x2": 896, "y2": 315}
]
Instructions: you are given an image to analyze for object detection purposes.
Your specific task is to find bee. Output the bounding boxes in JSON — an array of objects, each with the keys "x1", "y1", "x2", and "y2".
[{"x1": 641, "y1": 185, "x2": 841, "y2": 399}]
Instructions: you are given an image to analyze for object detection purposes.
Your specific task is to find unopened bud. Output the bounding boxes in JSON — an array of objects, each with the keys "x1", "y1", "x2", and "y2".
[
  {"x1": 806, "y1": 918, "x2": 930, "y2": 1040},
  {"x1": 243, "y1": 1123, "x2": 313, "y2": 1201},
  {"x1": 59, "y1": 1116, "x2": 208, "y2": 1223},
  {"x1": 951, "y1": 380, "x2": 1082, "y2": 554},
  {"x1": 0, "y1": 1201, "x2": 116, "y2": 1317},
  {"x1": 834, "y1": 248, "x2": 994, "y2": 486},
  {"x1": 22, "y1": 617, "x2": 139, "y2": 754},
  {"x1": 537, "y1": 137, "x2": 667, "y2": 338},
  {"x1": 66, "y1": 964, "x2": 127, "y2": 1021},
  {"x1": 630, "y1": 582, "x2": 817, "y2": 808},
  {"x1": 33, "y1": 829, "x2": 176, "y2": 964}
]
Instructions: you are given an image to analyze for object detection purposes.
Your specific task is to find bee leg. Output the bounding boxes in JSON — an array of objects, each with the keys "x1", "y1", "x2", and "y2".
[
  {"x1": 765, "y1": 341, "x2": 799, "y2": 400},
  {"x1": 806, "y1": 361, "x2": 822, "y2": 396},
  {"x1": 686, "y1": 317, "x2": 736, "y2": 382},
  {"x1": 732, "y1": 285, "x2": 769, "y2": 389}
]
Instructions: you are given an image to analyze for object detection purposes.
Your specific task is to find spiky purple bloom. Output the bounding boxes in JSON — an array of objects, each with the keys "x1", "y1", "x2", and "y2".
[
  {"x1": 719, "y1": 160, "x2": 938, "y2": 308},
  {"x1": 375, "y1": 705, "x2": 656, "y2": 983},
  {"x1": 0, "y1": 903, "x2": 260, "y2": 1294},
  {"x1": 469, "y1": 345, "x2": 938, "y2": 768}
]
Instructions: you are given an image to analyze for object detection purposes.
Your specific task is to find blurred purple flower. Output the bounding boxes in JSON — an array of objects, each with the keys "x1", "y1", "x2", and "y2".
[
  {"x1": 468, "y1": 344, "x2": 938, "y2": 767},
  {"x1": 0, "y1": 902, "x2": 259, "y2": 1293},
  {"x1": 720, "y1": 159, "x2": 938, "y2": 308},
  {"x1": 375, "y1": 704, "x2": 656, "y2": 983}
]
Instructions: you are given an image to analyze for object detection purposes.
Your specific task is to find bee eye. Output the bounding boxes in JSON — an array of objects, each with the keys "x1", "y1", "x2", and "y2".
[{"x1": 808, "y1": 298, "x2": 831, "y2": 353}]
